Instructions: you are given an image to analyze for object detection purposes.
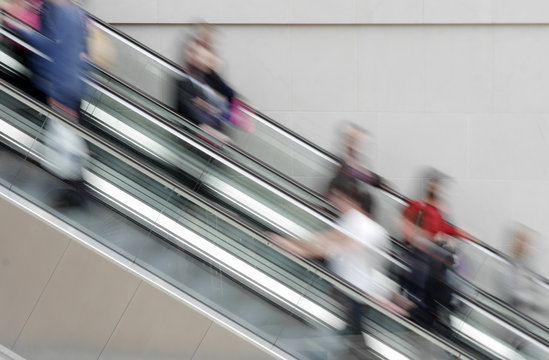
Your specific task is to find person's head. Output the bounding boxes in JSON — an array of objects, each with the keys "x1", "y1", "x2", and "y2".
[
  {"x1": 327, "y1": 175, "x2": 359, "y2": 213},
  {"x1": 341, "y1": 123, "x2": 368, "y2": 160},
  {"x1": 184, "y1": 38, "x2": 213, "y2": 74},
  {"x1": 195, "y1": 23, "x2": 215, "y2": 50},
  {"x1": 421, "y1": 168, "x2": 449, "y2": 206},
  {"x1": 511, "y1": 224, "x2": 533, "y2": 260}
]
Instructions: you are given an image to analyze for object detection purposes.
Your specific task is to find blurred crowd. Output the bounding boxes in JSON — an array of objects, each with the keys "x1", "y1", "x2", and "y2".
[{"x1": 0, "y1": 1, "x2": 546, "y2": 358}]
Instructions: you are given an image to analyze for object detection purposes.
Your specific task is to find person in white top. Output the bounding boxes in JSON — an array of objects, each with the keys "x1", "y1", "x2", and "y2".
[{"x1": 271, "y1": 176, "x2": 411, "y2": 353}]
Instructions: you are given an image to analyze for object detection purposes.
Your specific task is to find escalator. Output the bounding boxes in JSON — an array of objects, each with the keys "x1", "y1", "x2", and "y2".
[
  {"x1": 1, "y1": 11, "x2": 549, "y2": 359},
  {"x1": 0, "y1": 75, "x2": 488, "y2": 360}
]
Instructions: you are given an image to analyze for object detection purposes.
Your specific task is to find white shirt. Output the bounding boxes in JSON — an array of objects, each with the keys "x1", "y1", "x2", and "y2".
[{"x1": 327, "y1": 209, "x2": 390, "y2": 300}]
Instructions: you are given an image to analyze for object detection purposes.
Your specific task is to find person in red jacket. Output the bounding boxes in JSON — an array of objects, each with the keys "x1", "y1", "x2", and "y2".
[
  {"x1": 402, "y1": 169, "x2": 476, "y2": 246},
  {"x1": 400, "y1": 169, "x2": 476, "y2": 331}
]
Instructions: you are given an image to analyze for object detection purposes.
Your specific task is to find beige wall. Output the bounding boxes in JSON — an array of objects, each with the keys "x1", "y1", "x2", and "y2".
[
  {"x1": 84, "y1": 1, "x2": 549, "y2": 276},
  {"x1": 0, "y1": 193, "x2": 281, "y2": 360},
  {"x1": 84, "y1": 0, "x2": 549, "y2": 24}
]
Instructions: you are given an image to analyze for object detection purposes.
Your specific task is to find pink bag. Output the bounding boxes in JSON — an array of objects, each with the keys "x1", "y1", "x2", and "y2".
[
  {"x1": 228, "y1": 98, "x2": 255, "y2": 132},
  {"x1": 6, "y1": 1, "x2": 42, "y2": 30}
]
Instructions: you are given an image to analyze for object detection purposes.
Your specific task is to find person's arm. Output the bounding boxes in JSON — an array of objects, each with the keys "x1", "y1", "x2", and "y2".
[
  {"x1": 270, "y1": 229, "x2": 355, "y2": 258},
  {"x1": 443, "y1": 221, "x2": 478, "y2": 243},
  {"x1": 342, "y1": 163, "x2": 381, "y2": 187},
  {"x1": 205, "y1": 70, "x2": 235, "y2": 102},
  {"x1": 7, "y1": 5, "x2": 54, "y2": 55},
  {"x1": 176, "y1": 79, "x2": 208, "y2": 126},
  {"x1": 400, "y1": 208, "x2": 454, "y2": 265}
]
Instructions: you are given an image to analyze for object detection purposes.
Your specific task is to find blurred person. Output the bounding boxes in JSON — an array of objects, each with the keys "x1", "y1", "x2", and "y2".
[
  {"x1": 331, "y1": 124, "x2": 392, "y2": 196},
  {"x1": 192, "y1": 23, "x2": 235, "y2": 103},
  {"x1": 7, "y1": 0, "x2": 89, "y2": 206},
  {"x1": 176, "y1": 31, "x2": 231, "y2": 143},
  {"x1": 400, "y1": 169, "x2": 476, "y2": 331},
  {"x1": 1, "y1": 0, "x2": 44, "y2": 100},
  {"x1": 271, "y1": 176, "x2": 412, "y2": 358},
  {"x1": 495, "y1": 224, "x2": 544, "y2": 352},
  {"x1": 190, "y1": 24, "x2": 257, "y2": 132},
  {"x1": 501, "y1": 225, "x2": 541, "y2": 315}
]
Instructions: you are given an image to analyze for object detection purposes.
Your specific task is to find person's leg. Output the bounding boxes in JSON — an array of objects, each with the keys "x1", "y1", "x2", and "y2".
[{"x1": 48, "y1": 97, "x2": 88, "y2": 207}]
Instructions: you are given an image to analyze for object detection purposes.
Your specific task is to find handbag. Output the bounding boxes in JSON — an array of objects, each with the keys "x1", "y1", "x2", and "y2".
[
  {"x1": 42, "y1": 117, "x2": 88, "y2": 181},
  {"x1": 228, "y1": 98, "x2": 255, "y2": 132}
]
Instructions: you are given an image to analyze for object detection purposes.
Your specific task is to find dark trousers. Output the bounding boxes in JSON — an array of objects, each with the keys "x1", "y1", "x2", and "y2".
[{"x1": 402, "y1": 246, "x2": 453, "y2": 328}]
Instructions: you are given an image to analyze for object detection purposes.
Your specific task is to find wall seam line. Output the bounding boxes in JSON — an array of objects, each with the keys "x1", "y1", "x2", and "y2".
[
  {"x1": 190, "y1": 321, "x2": 214, "y2": 360},
  {"x1": 10, "y1": 238, "x2": 73, "y2": 350},
  {"x1": 96, "y1": 279, "x2": 144, "y2": 360}
]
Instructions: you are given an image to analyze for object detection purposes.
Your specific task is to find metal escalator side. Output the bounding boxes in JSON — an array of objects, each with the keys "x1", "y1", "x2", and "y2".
[{"x1": 0, "y1": 182, "x2": 290, "y2": 360}]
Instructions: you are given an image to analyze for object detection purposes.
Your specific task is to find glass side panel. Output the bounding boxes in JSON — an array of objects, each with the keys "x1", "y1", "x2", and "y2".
[
  {"x1": 90, "y1": 20, "x2": 339, "y2": 197},
  {"x1": 87, "y1": 66, "x2": 338, "y2": 216},
  {"x1": 80, "y1": 80, "x2": 330, "y2": 238}
]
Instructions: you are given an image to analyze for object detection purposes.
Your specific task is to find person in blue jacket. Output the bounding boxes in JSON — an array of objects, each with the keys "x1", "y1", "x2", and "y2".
[
  {"x1": 6, "y1": 0, "x2": 89, "y2": 206},
  {"x1": 9, "y1": 0, "x2": 87, "y2": 116}
]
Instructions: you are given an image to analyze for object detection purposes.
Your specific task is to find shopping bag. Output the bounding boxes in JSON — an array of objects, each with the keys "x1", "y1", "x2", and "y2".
[
  {"x1": 228, "y1": 98, "x2": 255, "y2": 132},
  {"x1": 42, "y1": 117, "x2": 88, "y2": 180}
]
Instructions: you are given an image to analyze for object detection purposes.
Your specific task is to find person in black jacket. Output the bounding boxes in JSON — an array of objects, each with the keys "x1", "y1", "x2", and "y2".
[
  {"x1": 175, "y1": 33, "x2": 230, "y2": 143},
  {"x1": 193, "y1": 23, "x2": 235, "y2": 102}
]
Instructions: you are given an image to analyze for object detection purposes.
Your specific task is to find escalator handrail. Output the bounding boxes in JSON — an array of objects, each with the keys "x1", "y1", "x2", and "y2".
[
  {"x1": 3, "y1": 7, "x2": 537, "y2": 299},
  {"x1": 0, "y1": 78, "x2": 485, "y2": 360},
  {"x1": 81, "y1": 76, "x2": 340, "y2": 238},
  {"x1": 84, "y1": 11, "x2": 341, "y2": 165},
  {"x1": 86, "y1": 62, "x2": 338, "y2": 216}
]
